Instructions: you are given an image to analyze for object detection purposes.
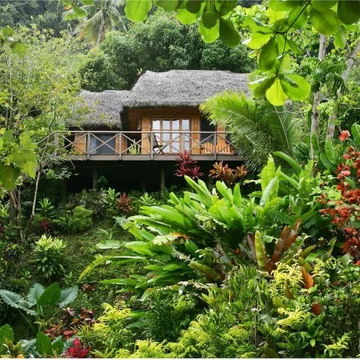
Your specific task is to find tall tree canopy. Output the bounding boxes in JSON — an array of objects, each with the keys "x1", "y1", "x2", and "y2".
[{"x1": 80, "y1": 10, "x2": 255, "y2": 91}]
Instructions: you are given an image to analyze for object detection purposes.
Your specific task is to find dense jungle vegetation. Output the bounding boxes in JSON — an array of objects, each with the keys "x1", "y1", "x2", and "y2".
[{"x1": 0, "y1": 0, "x2": 360, "y2": 357}]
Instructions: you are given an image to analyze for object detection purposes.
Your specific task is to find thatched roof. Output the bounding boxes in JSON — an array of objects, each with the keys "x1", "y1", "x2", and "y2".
[
  {"x1": 122, "y1": 70, "x2": 249, "y2": 108},
  {"x1": 73, "y1": 90, "x2": 129, "y2": 129},
  {"x1": 72, "y1": 70, "x2": 249, "y2": 128}
]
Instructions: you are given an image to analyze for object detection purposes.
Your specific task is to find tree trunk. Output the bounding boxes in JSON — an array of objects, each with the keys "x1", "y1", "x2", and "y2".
[
  {"x1": 326, "y1": 40, "x2": 360, "y2": 140},
  {"x1": 96, "y1": 15, "x2": 106, "y2": 47},
  {"x1": 310, "y1": 35, "x2": 327, "y2": 159}
]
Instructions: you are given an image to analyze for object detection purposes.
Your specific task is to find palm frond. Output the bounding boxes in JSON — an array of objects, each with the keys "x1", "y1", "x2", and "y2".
[{"x1": 200, "y1": 92, "x2": 304, "y2": 170}]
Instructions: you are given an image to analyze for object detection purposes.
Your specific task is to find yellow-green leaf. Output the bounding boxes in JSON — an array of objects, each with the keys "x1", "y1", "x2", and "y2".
[
  {"x1": 311, "y1": 8, "x2": 340, "y2": 35},
  {"x1": 125, "y1": 0, "x2": 152, "y2": 22},
  {"x1": 266, "y1": 78, "x2": 288, "y2": 106},
  {"x1": 280, "y1": 74, "x2": 311, "y2": 101},
  {"x1": 219, "y1": 19, "x2": 240, "y2": 48}
]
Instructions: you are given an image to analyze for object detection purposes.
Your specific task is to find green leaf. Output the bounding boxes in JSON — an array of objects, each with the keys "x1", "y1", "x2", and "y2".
[
  {"x1": 202, "y1": 11, "x2": 219, "y2": 29},
  {"x1": 334, "y1": 27, "x2": 347, "y2": 48},
  {"x1": 0, "y1": 165, "x2": 20, "y2": 191},
  {"x1": 1, "y1": 26, "x2": 14, "y2": 38},
  {"x1": 72, "y1": 4, "x2": 87, "y2": 18},
  {"x1": 186, "y1": 0, "x2": 202, "y2": 13},
  {"x1": 311, "y1": 0, "x2": 337, "y2": 9},
  {"x1": 243, "y1": 32, "x2": 273, "y2": 50},
  {"x1": 14, "y1": 150, "x2": 37, "y2": 178},
  {"x1": 59, "y1": 287, "x2": 78, "y2": 308},
  {"x1": 176, "y1": 7, "x2": 199, "y2": 24},
  {"x1": 0, "y1": 290, "x2": 36, "y2": 315},
  {"x1": 124, "y1": 241, "x2": 154, "y2": 256},
  {"x1": 27, "y1": 284, "x2": 45, "y2": 306},
  {"x1": 266, "y1": 78, "x2": 288, "y2": 106},
  {"x1": 324, "y1": 138, "x2": 336, "y2": 162},
  {"x1": 260, "y1": 176, "x2": 278, "y2": 206},
  {"x1": 311, "y1": 8, "x2": 340, "y2": 35},
  {"x1": 218, "y1": 0, "x2": 237, "y2": 16},
  {"x1": 0, "y1": 324, "x2": 14, "y2": 355},
  {"x1": 269, "y1": 0, "x2": 301, "y2": 10},
  {"x1": 36, "y1": 332, "x2": 53, "y2": 357},
  {"x1": 287, "y1": 5, "x2": 308, "y2": 28},
  {"x1": 259, "y1": 36, "x2": 278, "y2": 71},
  {"x1": 351, "y1": 123, "x2": 360, "y2": 146},
  {"x1": 156, "y1": 0, "x2": 179, "y2": 11},
  {"x1": 38, "y1": 283, "x2": 61, "y2": 306},
  {"x1": 280, "y1": 74, "x2": 311, "y2": 101},
  {"x1": 96, "y1": 240, "x2": 121, "y2": 250},
  {"x1": 125, "y1": 0, "x2": 152, "y2": 22},
  {"x1": 81, "y1": 0, "x2": 93, "y2": 4},
  {"x1": 273, "y1": 151, "x2": 302, "y2": 174},
  {"x1": 219, "y1": 19, "x2": 240, "y2": 48},
  {"x1": 52, "y1": 340, "x2": 64, "y2": 357},
  {"x1": 199, "y1": 18, "x2": 219, "y2": 43},
  {"x1": 337, "y1": 0, "x2": 360, "y2": 24},
  {"x1": 10, "y1": 41, "x2": 27, "y2": 57},
  {"x1": 250, "y1": 76, "x2": 276, "y2": 98},
  {"x1": 254, "y1": 231, "x2": 268, "y2": 272}
]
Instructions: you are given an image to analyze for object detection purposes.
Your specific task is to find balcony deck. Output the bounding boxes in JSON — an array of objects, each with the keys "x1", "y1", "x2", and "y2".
[{"x1": 46, "y1": 131, "x2": 241, "y2": 162}]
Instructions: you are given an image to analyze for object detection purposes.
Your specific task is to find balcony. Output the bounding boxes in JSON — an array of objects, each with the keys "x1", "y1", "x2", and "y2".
[{"x1": 45, "y1": 130, "x2": 240, "y2": 161}]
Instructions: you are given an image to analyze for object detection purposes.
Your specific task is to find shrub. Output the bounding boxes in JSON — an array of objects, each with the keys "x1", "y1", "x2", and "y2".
[
  {"x1": 69, "y1": 206, "x2": 93, "y2": 233},
  {"x1": 174, "y1": 150, "x2": 203, "y2": 180},
  {"x1": 34, "y1": 235, "x2": 66, "y2": 279},
  {"x1": 209, "y1": 161, "x2": 248, "y2": 186}
]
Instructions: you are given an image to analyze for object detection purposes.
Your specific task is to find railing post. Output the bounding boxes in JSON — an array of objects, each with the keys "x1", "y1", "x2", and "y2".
[
  {"x1": 119, "y1": 132, "x2": 122, "y2": 160},
  {"x1": 214, "y1": 131, "x2": 217, "y2": 160},
  {"x1": 150, "y1": 131, "x2": 153, "y2": 159},
  {"x1": 87, "y1": 132, "x2": 91, "y2": 160}
]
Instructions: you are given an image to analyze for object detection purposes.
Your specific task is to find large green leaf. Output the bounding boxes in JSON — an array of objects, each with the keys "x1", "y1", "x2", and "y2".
[
  {"x1": 59, "y1": 287, "x2": 78, "y2": 308},
  {"x1": 260, "y1": 176, "x2": 279, "y2": 206},
  {"x1": 0, "y1": 165, "x2": 20, "y2": 190},
  {"x1": 14, "y1": 150, "x2": 37, "y2": 178},
  {"x1": 125, "y1": 0, "x2": 152, "y2": 22},
  {"x1": 10, "y1": 41, "x2": 27, "y2": 57},
  {"x1": 0, "y1": 290, "x2": 36, "y2": 315},
  {"x1": 269, "y1": 0, "x2": 301, "y2": 10},
  {"x1": 186, "y1": 0, "x2": 203, "y2": 13},
  {"x1": 219, "y1": 19, "x2": 240, "y2": 48},
  {"x1": 266, "y1": 78, "x2": 288, "y2": 106},
  {"x1": 311, "y1": 8, "x2": 340, "y2": 35},
  {"x1": 199, "y1": 18, "x2": 219, "y2": 43},
  {"x1": 254, "y1": 231, "x2": 268, "y2": 272},
  {"x1": 27, "y1": 284, "x2": 45, "y2": 306},
  {"x1": 156, "y1": 0, "x2": 179, "y2": 11},
  {"x1": 337, "y1": 0, "x2": 360, "y2": 24},
  {"x1": 334, "y1": 26, "x2": 347, "y2": 48},
  {"x1": 250, "y1": 76, "x2": 276, "y2": 98},
  {"x1": 259, "y1": 36, "x2": 278, "y2": 71},
  {"x1": 351, "y1": 123, "x2": 360, "y2": 146},
  {"x1": 37, "y1": 283, "x2": 61, "y2": 307},
  {"x1": 243, "y1": 32, "x2": 272, "y2": 50},
  {"x1": 280, "y1": 74, "x2": 311, "y2": 101},
  {"x1": 311, "y1": 0, "x2": 337, "y2": 10},
  {"x1": 0, "y1": 324, "x2": 14, "y2": 355},
  {"x1": 36, "y1": 332, "x2": 53, "y2": 357}
]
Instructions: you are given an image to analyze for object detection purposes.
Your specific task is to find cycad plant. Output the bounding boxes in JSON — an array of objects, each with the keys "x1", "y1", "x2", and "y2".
[{"x1": 200, "y1": 92, "x2": 304, "y2": 170}]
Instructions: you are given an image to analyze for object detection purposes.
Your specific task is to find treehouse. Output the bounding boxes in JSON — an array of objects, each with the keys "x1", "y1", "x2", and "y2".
[{"x1": 56, "y1": 70, "x2": 249, "y2": 191}]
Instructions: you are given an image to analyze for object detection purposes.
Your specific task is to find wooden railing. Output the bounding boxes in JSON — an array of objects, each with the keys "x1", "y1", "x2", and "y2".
[{"x1": 44, "y1": 131, "x2": 238, "y2": 160}]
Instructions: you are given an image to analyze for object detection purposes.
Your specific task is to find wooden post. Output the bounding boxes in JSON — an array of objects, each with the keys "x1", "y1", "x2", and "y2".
[
  {"x1": 92, "y1": 168, "x2": 98, "y2": 191},
  {"x1": 160, "y1": 168, "x2": 166, "y2": 198},
  {"x1": 61, "y1": 179, "x2": 67, "y2": 206}
]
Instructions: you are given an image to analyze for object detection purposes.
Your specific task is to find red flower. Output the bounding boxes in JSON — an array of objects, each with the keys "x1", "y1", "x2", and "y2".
[
  {"x1": 64, "y1": 338, "x2": 89, "y2": 358},
  {"x1": 339, "y1": 130, "x2": 350, "y2": 142}
]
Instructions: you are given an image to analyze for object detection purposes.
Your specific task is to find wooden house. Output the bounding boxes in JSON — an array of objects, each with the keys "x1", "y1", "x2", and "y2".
[{"x1": 58, "y1": 70, "x2": 249, "y2": 191}]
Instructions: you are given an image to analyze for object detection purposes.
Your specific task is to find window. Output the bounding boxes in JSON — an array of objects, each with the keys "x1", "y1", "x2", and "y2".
[
  {"x1": 90, "y1": 134, "x2": 116, "y2": 155},
  {"x1": 152, "y1": 118, "x2": 190, "y2": 153}
]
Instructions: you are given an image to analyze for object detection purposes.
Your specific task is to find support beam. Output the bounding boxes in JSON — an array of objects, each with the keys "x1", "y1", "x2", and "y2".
[
  {"x1": 160, "y1": 168, "x2": 166, "y2": 198},
  {"x1": 92, "y1": 168, "x2": 98, "y2": 191}
]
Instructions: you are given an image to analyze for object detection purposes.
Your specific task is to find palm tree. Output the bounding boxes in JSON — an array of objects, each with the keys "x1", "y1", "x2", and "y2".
[
  {"x1": 79, "y1": 0, "x2": 127, "y2": 46},
  {"x1": 200, "y1": 92, "x2": 304, "y2": 170}
]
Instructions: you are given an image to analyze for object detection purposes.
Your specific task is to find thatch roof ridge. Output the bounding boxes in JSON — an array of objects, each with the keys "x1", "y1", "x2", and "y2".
[
  {"x1": 74, "y1": 89, "x2": 130, "y2": 129},
  {"x1": 121, "y1": 70, "x2": 249, "y2": 108}
]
